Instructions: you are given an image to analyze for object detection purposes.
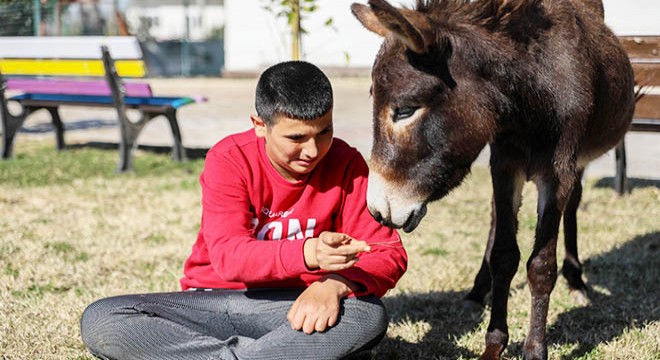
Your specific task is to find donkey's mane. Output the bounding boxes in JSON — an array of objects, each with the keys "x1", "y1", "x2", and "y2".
[{"x1": 412, "y1": 0, "x2": 549, "y2": 38}]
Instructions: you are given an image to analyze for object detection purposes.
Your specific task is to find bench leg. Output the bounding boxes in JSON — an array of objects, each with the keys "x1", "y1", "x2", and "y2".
[
  {"x1": 2, "y1": 115, "x2": 19, "y2": 158},
  {"x1": 117, "y1": 113, "x2": 150, "y2": 173},
  {"x1": 2, "y1": 105, "x2": 62, "y2": 158},
  {"x1": 614, "y1": 138, "x2": 627, "y2": 195},
  {"x1": 1, "y1": 107, "x2": 32, "y2": 159},
  {"x1": 115, "y1": 108, "x2": 185, "y2": 172},
  {"x1": 45, "y1": 106, "x2": 66, "y2": 151},
  {"x1": 164, "y1": 108, "x2": 186, "y2": 162}
]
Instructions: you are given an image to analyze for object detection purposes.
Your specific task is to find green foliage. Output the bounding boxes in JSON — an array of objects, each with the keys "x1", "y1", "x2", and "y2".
[
  {"x1": 0, "y1": 0, "x2": 36, "y2": 36},
  {"x1": 259, "y1": 0, "x2": 336, "y2": 59},
  {"x1": 208, "y1": 26, "x2": 224, "y2": 39},
  {"x1": 262, "y1": 0, "x2": 334, "y2": 33}
]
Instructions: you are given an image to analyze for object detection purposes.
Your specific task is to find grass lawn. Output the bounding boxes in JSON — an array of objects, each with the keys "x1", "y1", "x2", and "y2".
[{"x1": 1, "y1": 141, "x2": 658, "y2": 359}]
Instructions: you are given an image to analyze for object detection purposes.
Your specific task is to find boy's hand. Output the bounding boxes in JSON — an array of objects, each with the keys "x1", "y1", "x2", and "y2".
[
  {"x1": 304, "y1": 231, "x2": 371, "y2": 271},
  {"x1": 287, "y1": 274, "x2": 356, "y2": 334}
]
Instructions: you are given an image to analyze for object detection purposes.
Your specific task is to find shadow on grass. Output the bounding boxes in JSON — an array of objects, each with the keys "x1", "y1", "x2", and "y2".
[
  {"x1": 593, "y1": 177, "x2": 660, "y2": 192},
  {"x1": 500, "y1": 231, "x2": 660, "y2": 359},
  {"x1": 17, "y1": 118, "x2": 210, "y2": 159},
  {"x1": 549, "y1": 231, "x2": 660, "y2": 359},
  {"x1": 378, "y1": 232, "x2": 659, "y2": 359},
  {"x1": 375, "y1": 290, "x2": 483, "y2": 359},
  {"x1": 19, "y1": 119, "x2": 117, "y2": 133},
  {"x1": 66, "y1": 142, "x2": 210, "y2": 159}
]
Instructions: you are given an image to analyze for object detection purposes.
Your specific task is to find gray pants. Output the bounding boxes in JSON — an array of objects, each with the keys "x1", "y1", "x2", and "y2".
[{"x1": 80, "y1": 288, "x2": 388, "y2": 360}]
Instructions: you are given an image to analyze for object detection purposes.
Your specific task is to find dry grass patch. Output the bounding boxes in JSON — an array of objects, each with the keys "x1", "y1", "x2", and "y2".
[{"x1": 1, "y1": 141, "x2": 658, "y2": 359}]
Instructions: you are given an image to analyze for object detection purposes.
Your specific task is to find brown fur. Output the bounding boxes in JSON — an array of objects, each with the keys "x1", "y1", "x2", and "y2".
[{"x1": 352, "y1": 1, "x2": 635, "y2": 359}]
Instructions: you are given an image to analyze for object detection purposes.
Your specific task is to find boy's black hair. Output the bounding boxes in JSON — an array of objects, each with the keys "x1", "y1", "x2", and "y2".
[{"x1": 255, "y1": 61, "x2": 333, "y2": 125}]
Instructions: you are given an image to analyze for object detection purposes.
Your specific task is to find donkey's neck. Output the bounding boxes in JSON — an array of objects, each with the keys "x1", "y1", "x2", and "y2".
[{"x1": 430, "y1": 0, "x2": 557, "y2": 112}]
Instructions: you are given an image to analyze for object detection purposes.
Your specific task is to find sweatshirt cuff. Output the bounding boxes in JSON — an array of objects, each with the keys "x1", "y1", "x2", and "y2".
[
  {"x1": 278, "y1": 239, "x2": 312, "y2": 277},
  {"x1": 336, "y1": 266, "x2": 380, "y2": 297}
]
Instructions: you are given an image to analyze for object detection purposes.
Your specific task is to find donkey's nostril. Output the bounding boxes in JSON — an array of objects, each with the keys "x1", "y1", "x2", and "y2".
[{"x1": 372, "y1": 211, "x2": 383, "y2": 223}]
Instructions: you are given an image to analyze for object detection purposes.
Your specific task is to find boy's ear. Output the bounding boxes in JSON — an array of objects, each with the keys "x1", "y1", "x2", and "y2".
[{"x1": 251, "y1": 115, "x2": 267, "y2": 137}]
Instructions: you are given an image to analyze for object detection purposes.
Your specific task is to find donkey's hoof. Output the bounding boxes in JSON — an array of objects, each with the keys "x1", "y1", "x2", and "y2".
[
  {"x1": 569, "y1": 288, "x2": 591, "y2": 306},
  {"x1": 523, "y1": 340, "x2": 547, "y2": 360},
  {"x1": 479, "y1": 344, "x2": 504, "y2": 360},
  {"x1": 481, "y1": 329, "x2": 508, "y2": 360}
]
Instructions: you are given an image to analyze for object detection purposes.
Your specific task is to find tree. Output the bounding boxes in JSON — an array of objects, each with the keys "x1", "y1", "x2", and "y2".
[
  {"x1": 0, "y1": 0, "x2": 37, "y2": 36},
  {"x1": 260, "y1": 0, "x2": 334, "y2": 61}
]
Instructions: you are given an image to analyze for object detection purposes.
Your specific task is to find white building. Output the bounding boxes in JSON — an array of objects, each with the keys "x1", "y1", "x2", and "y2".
[
  {"x1": 223, "y1": 0, "x2": 660, "y2": 74},
  {"x1": 224, "y1": 0, "x2": 382, "y2": 74},
  {"x1": 125, "y1": 0, "x2": 224, "y2": 41}
]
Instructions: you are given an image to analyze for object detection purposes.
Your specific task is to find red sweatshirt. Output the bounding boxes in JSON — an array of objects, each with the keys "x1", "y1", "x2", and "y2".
[{"x1": 180, "y1": 129, "x2": 407, "y2": 298}]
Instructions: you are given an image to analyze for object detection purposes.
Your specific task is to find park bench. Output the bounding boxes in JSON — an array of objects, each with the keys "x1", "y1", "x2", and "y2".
[
  {"x1": 0, "y1": 36, "x2": 206, "y2": 172},
  {"x1": 614, "y1": 35, "x2": 660, "y2": 194}
]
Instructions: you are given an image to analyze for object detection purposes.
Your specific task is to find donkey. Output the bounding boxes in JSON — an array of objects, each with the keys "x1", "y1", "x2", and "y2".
[{"x1": 351, "y1": 0, "x2": 635, "y2": 359}]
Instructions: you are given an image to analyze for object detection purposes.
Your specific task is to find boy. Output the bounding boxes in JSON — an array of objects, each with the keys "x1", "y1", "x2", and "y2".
[{"x1": 81, "y1": 61, "x2": 407, "y2": 360}]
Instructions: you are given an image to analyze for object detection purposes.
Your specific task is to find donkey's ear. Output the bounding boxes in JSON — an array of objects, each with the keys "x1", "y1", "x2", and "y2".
[
  {"x1": 367, "y1": 0, "x2": 426, "y2": 53},
  {"x1": 351, "y1": 3, "x2": 389, "y2": 37}
]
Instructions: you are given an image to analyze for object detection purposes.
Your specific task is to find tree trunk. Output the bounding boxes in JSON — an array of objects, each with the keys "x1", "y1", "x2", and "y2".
[{"x1": 291, "y1": 0, "x2": 301, "y2": 60}]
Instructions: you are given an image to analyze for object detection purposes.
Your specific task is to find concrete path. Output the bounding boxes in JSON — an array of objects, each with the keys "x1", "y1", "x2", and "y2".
[{"x1": 13, "y1": 77, "x2": 660, "y2": 181}]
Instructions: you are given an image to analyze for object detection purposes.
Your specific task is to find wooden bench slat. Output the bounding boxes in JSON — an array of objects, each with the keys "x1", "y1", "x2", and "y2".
[
  {"x1": 633, "y1": 93, "x2": 660, "y2": 119},
  {"x1": 7, "y1": 79, "x2": 153, "y2": 97},
  {"x1": 620, "y1": 36, "x2": 660, "y2": 86},
  {"x1": 0, "y1": 59, "x2": 146, "y2": 78},
  {"x1": 619, "y1": 36, "x2": 660, "y2": 59},
  {"x1": 632, "y1": 63, "x2": 660, "y2": 86},
  {"x1": 630, "y1": 118, "x2": 660, "y2": 132},
  {"x1": 0, "y1": 36, "x2": 143, "y2": 60}
]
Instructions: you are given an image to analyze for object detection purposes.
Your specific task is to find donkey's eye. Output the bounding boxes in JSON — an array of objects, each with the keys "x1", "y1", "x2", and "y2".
[{"x1": 393, "y1": 106, "x2": 419, "y2": 121}]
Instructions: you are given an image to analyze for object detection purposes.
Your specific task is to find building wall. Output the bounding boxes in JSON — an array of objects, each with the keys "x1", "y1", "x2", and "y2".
[
  {"x1": 126, "y1": 4, "x2": 224, "y2": 41},
  {"x1": 224, "y1": 0, "x2": 381, "y2": 73},
  {"x1": 604, "y1": 0, "x2": 660, "y2": 35},
  {"x1": 224, "y1": 0, "x2": 660, "y2": 74}
]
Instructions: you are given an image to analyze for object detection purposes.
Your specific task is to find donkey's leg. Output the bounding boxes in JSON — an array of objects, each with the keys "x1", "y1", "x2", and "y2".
[
  {"x1": 465, "y1": 197, "x2": 495, "y2": 309},
  {"x1": 561, "y1": 169, "x2": 590, "y2": 305},
  {"x1": 480, "y1": 162, "x2": 524, "y2": 360},
  {"x1": 467, "y1": 192, "x2": 524, "y2": 310},
  {"x1": 523, "y1": 176, "x2": 569, "y2": 360},
  {"x1": 464, "y1": 256, "x2": 491, "y2": 309}
]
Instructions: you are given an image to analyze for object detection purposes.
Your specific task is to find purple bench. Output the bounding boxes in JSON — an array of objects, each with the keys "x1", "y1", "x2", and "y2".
[{"x1": 6, "y1": 79, "x2": 154, "y2": 97}]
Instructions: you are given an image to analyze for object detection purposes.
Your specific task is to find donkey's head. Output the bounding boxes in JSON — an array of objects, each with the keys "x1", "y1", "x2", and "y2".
[{"x1": 352, "y1": 0, "x2": 500, "y2": 232}]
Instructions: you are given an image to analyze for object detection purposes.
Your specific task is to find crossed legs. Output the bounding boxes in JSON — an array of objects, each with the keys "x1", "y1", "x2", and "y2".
[{"x1": 81, "y1": 288, "x2": 387, "y2": 360}]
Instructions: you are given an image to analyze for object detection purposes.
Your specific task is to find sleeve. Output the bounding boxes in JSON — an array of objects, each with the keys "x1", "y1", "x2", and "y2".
[
  {"x1": 200, "y1": 147, "x2": 311, "y2": 284},
  {"x1": 333, "y1": 153, "x2": 408, "y2": 298}
]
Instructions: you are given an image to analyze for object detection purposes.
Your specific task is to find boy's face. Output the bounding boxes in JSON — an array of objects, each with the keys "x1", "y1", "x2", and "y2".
[{"x1": 252, "y1": 111, "x2": 334, "y2": 182}]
